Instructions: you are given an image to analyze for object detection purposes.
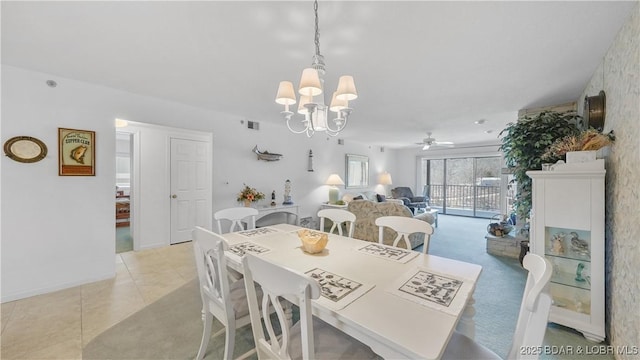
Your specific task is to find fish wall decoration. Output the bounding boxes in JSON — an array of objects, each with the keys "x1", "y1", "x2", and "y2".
[{"x1": 252, "y1": 145, "x2": 283, "y2": 161}]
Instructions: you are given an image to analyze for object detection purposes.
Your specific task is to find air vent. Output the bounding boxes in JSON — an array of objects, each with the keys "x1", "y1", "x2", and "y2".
[{"x1": 247, "y1": 121, "x2": 260, "y2": 130}]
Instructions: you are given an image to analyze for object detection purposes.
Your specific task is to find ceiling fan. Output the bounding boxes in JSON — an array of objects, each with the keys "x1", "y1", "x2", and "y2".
[{"x1": 416, "y1": 132, "x2": 454, "y2": 150}]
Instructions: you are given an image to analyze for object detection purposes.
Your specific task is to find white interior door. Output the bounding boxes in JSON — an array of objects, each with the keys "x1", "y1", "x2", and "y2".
[{"x1": 170, "y1": 138, "x2": 211, "y2": 244}]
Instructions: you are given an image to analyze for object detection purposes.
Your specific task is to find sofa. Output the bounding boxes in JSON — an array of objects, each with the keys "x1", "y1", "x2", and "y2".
[
  {"x1": 347, "y1": 199, "x2": 435, "y2": 249},
  {"x1": 342, "y1": 191, "x2": 387, "y2": 204}
]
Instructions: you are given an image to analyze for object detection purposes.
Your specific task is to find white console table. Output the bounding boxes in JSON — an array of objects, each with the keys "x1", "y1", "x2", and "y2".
[{"x1": 255, "y1": 204, "x2": 299, "y2": 226}]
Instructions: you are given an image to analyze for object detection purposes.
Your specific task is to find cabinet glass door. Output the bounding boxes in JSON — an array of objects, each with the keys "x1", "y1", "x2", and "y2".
[{"x1": 544, "y1": 227, "x2": 591, "y2": 315}]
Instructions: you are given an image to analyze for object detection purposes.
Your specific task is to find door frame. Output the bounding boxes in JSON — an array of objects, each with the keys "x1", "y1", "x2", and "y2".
[{"x1": 118, "y1": 121, "x2": 213, "y2": 250}]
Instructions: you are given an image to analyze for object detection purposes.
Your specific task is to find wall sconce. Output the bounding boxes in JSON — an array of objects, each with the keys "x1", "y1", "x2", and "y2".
[{"x1": 115, "y1": 118, "x2": 129, "y2": 128}]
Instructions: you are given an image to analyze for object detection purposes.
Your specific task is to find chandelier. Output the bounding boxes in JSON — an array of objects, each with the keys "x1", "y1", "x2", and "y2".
[{"x1": 275, "y1": 0, "x2": 357, "y2": 137}]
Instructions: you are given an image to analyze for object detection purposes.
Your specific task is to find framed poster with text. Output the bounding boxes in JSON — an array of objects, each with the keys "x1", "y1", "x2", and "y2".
[{"x1": 58, "y1": 128, "x2": 95, "y2": 176}]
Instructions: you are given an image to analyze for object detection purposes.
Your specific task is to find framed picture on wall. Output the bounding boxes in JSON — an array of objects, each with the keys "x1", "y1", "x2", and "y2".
[{"x1": 58, "y1": 128, "x2": 95, "y2": 176}]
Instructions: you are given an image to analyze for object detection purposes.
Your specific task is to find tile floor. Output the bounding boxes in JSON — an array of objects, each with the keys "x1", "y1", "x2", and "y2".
[{"x1": 0, "y1": 242, "x2": 196, "y2": 360}]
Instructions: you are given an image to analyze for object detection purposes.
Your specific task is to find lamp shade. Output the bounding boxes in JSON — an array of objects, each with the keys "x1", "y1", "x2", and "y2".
[
  {"x1": 335, "y1": 75, "x2": 357, "y2": 101},
  {"x1": 378, "y1": 172, "x2": 393, "y2": 185},
  {"x1": 298, "y1": 68, "x2": 322, "y2": 97},
  {"x1": 326, "y1": 174, "x2": 345, "y2": 186},
  {"x1": 275, "y1": 81, "x2": 296, "y2": 105},
  {"x1": 329, "y1": 91, "x2": 347, "y2": 112}
]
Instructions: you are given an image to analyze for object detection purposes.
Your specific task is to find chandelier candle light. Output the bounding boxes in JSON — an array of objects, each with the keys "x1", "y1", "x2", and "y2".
[
  {"x1": 275, "y1": 0, "x2": 357, "y2": 137},
  {"x1": 325, "y1": 174, "x2": 345, "y2": 204}
]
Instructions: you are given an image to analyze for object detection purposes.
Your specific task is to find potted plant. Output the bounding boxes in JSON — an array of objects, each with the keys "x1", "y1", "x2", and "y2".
[{"x1": 499, "y1": 110, "x2": 581, "y2": 222}]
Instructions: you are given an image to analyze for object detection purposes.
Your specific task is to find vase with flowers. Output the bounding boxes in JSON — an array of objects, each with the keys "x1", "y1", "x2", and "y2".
[{"x1": 237, "y1": 184, "x2": 265, "y2": 207}]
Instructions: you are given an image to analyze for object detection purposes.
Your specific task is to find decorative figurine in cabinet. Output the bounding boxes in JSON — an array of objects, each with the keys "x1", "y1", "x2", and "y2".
[{"x1": 527, "y1": 160, "x2": 605, "y2": 342}]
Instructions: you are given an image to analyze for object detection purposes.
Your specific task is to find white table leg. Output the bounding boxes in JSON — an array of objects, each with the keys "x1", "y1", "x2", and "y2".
[{"x1": 456, "y1": 295, "x2": 476, "y2": 339}]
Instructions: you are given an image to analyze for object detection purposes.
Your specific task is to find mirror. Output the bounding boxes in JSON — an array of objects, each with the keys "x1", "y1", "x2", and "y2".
[{"x1": 345, "y1": 154, "x2": 369, "y2": 188}]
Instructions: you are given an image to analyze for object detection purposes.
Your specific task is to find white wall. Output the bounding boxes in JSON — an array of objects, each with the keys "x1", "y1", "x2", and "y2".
[
  {"x1": 0, "y1": 65, "x2": 395, "y2": 302},
  {"x1": 1, "y1": 66, "x2": 117, "y2": 301}
]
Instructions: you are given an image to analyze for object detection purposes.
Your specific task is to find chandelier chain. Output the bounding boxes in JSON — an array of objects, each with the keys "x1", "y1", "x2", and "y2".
[{"x1": 314, "y1": 0, "x2": 321, "y2": 57}]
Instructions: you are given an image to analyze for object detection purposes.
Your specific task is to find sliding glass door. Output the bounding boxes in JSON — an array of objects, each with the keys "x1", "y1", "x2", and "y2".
[
  {"x1": 445, "y1": 158, "x2": 474, "y2": 216},
  {"x1": 474, "y1": 157, "x2": 502, "y2": 217},
  {"x1": 420, "y1": 156, "x2": 503, "y2": 218}
]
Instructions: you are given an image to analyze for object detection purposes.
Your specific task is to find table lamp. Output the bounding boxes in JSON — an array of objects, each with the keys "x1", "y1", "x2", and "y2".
[
  {"x1": 325, "y1": 174, "x2": 345, "y2": 204},
  {"x1": 378, "y1": 172, "x2": 393, "y2": 196}
]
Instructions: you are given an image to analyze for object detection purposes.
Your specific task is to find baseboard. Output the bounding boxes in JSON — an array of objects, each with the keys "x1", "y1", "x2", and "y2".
[{"x1": 1, "y1": 272, "x2": 115, "y2": 303}]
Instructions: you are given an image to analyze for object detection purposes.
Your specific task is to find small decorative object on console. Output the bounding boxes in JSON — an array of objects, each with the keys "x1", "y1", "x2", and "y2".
[
  {"x1": 237, "y1": 184, "x2": 265, "y2": 206},
  {"x1": 283, "y1": 179, "x2": 293, "y2": 205},
  {"x1": 297, "y1": 229, "x2": 328, "y2": 254}
]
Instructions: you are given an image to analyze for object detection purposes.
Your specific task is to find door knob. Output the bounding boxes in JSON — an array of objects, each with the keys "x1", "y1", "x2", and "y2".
[{"x1": 171, "y1": 194, "x2": 177, "y2": 199}]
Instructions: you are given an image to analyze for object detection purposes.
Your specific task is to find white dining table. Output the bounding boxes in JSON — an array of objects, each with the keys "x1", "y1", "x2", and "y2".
[{"x1": 221, "y1": 224, "x2": 483, "y2": 360}]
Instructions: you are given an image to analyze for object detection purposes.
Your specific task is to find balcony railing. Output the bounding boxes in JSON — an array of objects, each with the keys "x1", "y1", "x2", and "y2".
[{"x1": 427, "y1": 184, "x2": 501, "y2": 216}]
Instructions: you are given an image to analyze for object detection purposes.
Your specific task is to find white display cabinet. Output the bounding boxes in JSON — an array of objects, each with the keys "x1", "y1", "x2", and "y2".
[{"x1": 527, "y1": 160, "x2": 605, "y2": 342}]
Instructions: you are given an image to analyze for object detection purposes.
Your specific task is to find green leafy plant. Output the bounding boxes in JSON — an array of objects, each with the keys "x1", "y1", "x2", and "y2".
[{"x1": 499, "y1": 111, "x2": 581, "y2": 220}]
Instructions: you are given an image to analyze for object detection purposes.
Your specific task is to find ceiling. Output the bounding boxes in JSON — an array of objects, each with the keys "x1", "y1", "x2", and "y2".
[{"x1": 1, "y1": 1, "x2": 636, "y2": 149}]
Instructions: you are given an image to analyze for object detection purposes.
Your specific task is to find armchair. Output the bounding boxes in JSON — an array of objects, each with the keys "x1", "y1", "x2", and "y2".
[{"x1": 391, "y1": 187, "x2": 429, "y2": 214}]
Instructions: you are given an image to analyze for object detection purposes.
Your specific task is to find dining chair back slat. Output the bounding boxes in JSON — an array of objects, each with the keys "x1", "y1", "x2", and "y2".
[
  {"x1": 214, "y1": 207, "x2": 259, "y2": 234},
  {"x1": 317, "y1": 208, "x2": 356, "y2": 237},
  {"x1": 242, "y1": 254, "x2": 378, "y2": 360},
  {"x1": 507, "y1": 253, "x2": 553, "y2": 359},
  {"x1": 375, "y1": 215, "x2": 434, "y2": 253}
]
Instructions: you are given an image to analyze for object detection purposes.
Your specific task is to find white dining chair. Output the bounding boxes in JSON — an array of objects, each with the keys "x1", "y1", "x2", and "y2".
[
  {"x1": 442, "y1": 253, "x2": 553, "y2": 360},
  {"x1": 192, "y1": 226, "x2": 256, "y2": 360},
  {"x1": 375, "y1": 215, "x2": 434, "y2": 253},
  {"x1": 317, "y1": 208, "x2": 356, "y2": 237},
  {"x1": 214, "y1": 207, "x2": 259, "y2": 234},
  {"x1": 241, "y1": 254, "x2": 379, "y2": 360}
]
